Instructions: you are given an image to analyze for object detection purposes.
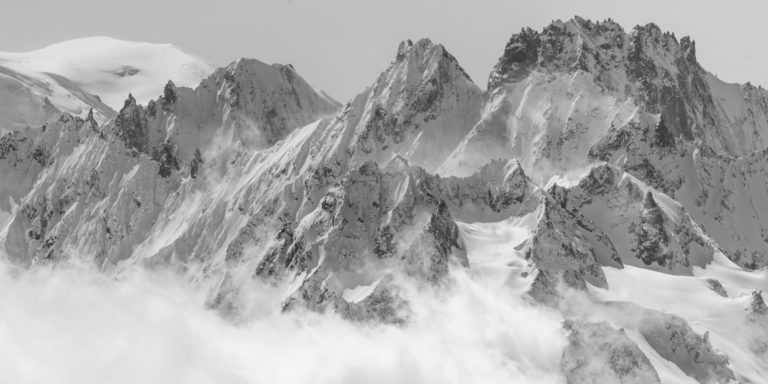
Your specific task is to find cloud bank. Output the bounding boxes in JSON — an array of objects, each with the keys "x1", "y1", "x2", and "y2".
[{"x1": 0, "y1": 263, "x2": 567, "y2": 384}]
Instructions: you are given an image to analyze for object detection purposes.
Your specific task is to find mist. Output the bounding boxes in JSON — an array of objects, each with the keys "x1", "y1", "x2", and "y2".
[{"x1": 0, "y1": 262, "x2": 567, "y2": 384}]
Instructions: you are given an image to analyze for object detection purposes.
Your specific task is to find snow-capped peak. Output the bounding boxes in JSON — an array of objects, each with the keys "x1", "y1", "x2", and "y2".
[
  {"x1": 340, "y1": 38, "x2": 482, "y2": 172},
  {"x1": 0, "y1": 36, "x2": 214, "y2": 109},
  {"x1": 381, "y1": 38, "x2": 475, "y2": 98},
  {"x1": 211, "y1": 58, "x2": 340, "y2": 111}
]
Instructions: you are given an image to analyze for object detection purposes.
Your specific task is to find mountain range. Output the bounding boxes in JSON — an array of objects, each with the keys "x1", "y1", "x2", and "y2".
[{"x1": 1, "y1": 17, "x2": 767, "y2": 384}]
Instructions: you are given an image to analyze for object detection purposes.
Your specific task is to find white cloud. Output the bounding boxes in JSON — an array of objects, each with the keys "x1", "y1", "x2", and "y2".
[{"x1": 0, "y1": 263, "x2": 567, "y2": 384}]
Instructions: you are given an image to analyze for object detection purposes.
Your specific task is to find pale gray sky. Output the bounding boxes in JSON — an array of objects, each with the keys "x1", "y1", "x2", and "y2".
[{"x1": 2, "y1": 0, "x2": 766, "y2": 101}]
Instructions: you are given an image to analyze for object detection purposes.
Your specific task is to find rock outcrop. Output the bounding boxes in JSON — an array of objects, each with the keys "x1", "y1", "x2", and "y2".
[{"x1": 561, "y1": 321, "x2": 661, "y2": 384}]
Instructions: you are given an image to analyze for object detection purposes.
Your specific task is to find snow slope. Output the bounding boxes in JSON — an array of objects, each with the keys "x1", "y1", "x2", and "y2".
[
  {"x1": 0, "y1": 63, "x2": 113, "y2": 131},
  {"x1": 0, "y1": 37, "x2": 214, "y2": 110}
]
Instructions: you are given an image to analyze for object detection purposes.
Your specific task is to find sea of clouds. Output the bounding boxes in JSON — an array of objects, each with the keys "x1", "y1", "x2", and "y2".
[{"x1": 0, "y1": 261, "x2": 569, "y2": 384}]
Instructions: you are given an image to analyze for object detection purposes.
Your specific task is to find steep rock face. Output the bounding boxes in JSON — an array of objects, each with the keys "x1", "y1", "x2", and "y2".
[
  {"x1": 590, "y1": 110, "x2": 768, "y2": 269},
  {"x1": 342, "y1": 39, "x2": 482, "y2": 173},
  {"x1": 488, "y1": 17, "x2": 768, "y2": 156},
  {"x1": 526, "y1": 186, "x2": 622, "y2": 302},
  {"x1": 252, "y1": 156, "x2": 545, "y2": 318},
  {"x1": 438, "y1": 158, "x2": 540, "y2": 222},
  {"x1": 637, "y1": 309, "x2": 735, "y2": 384},
  {"x1": 487, "y1": 27, "x2": 542, "y2": 89},
  {"x1": 561, "y1": 321, "x2": 661, "y2": 384},
  {"x1": 249, "y1": 158, "x2": 542, "y2": 318},
  {"x1": 2, "y1": 132, "x2": 181, "y2": 265},
  {"x1": 449, "y1": 16, "x2": 768, "y2": 271},
  {"x1": 747, "y1": 291, "x2": 768, "y2": 358},
  {"x1": 114, "y1": 94, "x2": 150, "y2": 154},
  {"x1": 441, "y1": 67, "x2": 637, "y2": 182},
  {"x1": 201, "y1": 59, "x2": 339, "y2": 147},
  {"x1": 281, "y1": 271, "x2": 410, "y2": 324},
  {"x1": 449, "y1": 16, "x2": 768, "y2": 184},
  {"x1": 253, "y1": 160, "x2": 469, "y2": 281},
  {"x1": 549, "y1": 164, "x2": 716, "y2": 274},
  {"x1": 749, "y1": 291, "x2": 768, "y2": 318},
  {"x1": 0, "y1": 113, "x2": 100, "y2": 249},
  {"x1": 108, "y1": 59, "x2": 340, "y2": 169},
  {"x1": 214, "y1": 152, "x2": 541, "y2": 318},
  {"x1": 633, "y1": 192, "x2": 675, "y2": 268}
]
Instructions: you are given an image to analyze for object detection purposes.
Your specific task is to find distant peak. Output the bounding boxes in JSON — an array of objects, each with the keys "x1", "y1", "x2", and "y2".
[
  {"x1": 0, "y1": 35, "x2": 213, "y2": 109},
  {"x1": 489, "y1": 17, "x2": 702, "y2": 91},
  {"x1": 395, "y1": 38, "x2": 440, "y2": 62},
  {"x1": 633, "y1": 22, "x2": 663, "y2": 36},
  {"x1": 565, "y1": 16, "x2": 623, "y2": 29},
  {"x1": 388, "y1": 38, "x2": 473, "y2": 84},
  {"x1": 124, "y1": 93, "x2": 137, "y2": 108},
  {"x1": 228, "y1": 57, "x2": 270, "y2": 70},
  {"x1": 11, "y1": 36, "x2": 181, "y2": 55}
]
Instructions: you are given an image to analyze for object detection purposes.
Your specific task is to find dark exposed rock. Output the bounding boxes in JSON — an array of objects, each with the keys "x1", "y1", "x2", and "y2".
[
  {"x1": 0, "y1": 131, "x2": 24, "y2": 161},
  {"x1": 427, "y1": 201, "x2": 463, "y2": 260},
  {"x1": 361, "y1": 105, "x2": 410, "y2": 149},
  {"x1": 638, "y1": 308, "x2": 735, "y2": 383},
  {"x1": 162, "y1": 80, "x2": 177, "y2": 107},
  {"x1": 588, "y1": 123, "x2": 634, "y2": 162},
  {"x1": 633, "y1": 191, "x2": 674, "y2": 267},
  {"x1": 528, "y1": 269, "x2": 560, "y2": 305},
  {"x1": 749, "y1": 290, "x2": 768, "y2": 317},
  {"x1": 526, "y1": 188, "x2": 622, "y2": 303},
  {"x1": 152, "y1": 141, "x2": 180, "y2": 178},
  {"x1": 337, "y1": 280, "x2": 410, "y2": 324},
  {"x1": 562, "y1": 321, "x2": 661, "y2": 384},
  {"x1": 707, "y1": 279, "x2": 728, "y2": 297},
  {"x1": 114, "y1": 94, "x2": 150, "y2": 154},
  {"x1": 652, "y1": 116, "x2": 675, "y2": 148},
  {"x1": 488, "y1": 27, "x2": 540, "y2": 90},
  {"x1": 190, "y1": 148, "x2": 203, "y2": 179},
  {"x1": 111, "y1": 65, "x2": 140, "y2": 77},
  {"x1": 578, "y1": 164, "x2": 616, "y2": 196},
  {"x1": 488, "y1": 17, "x2": 727, "y2": 153},
  {"x1": 402, "y1": 200, "x2": 468, "y2": 282},
  {"x1": 29, "y1": 145, "x2": 50, "y2": 167},
  {"x1": 86, "y1": 108, "x2": 96, "y2": 125}
]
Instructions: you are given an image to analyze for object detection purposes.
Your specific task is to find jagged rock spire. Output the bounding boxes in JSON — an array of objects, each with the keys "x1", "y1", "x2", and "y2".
[
  {"x1": 750, "y1": 290, "x2": 767, "y2": 316},
  {"x1": 347, "y1": 37, "x2": 481, "y2": 172},
  {"x1": 124, "y1": 93, "x2": 136, "y2": 107},
  {"x1": 163, "y1": 80, "x2": 177, "y2": 105},
  {"x1": 114, "y1": 93, "x2": 149, "y2": 153},
  {"x1": 488, "y1": 27, "x2": 540, "y2": 89},
  {"x1": 634, "y1": 191, "x2": 673, "y2": 267}
]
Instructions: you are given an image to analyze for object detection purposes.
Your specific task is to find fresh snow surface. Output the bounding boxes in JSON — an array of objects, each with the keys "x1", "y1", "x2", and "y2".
[
  {"x1": 0, "y1": 36, "x2": 213, "y2": 109},
  {"x1": 588, "y1": 254, "x2": 768, "y2": 384}
]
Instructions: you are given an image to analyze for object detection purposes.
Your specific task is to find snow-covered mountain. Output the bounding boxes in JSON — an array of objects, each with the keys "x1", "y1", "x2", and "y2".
[
  {"x1": 0, "y1": 62, "x2": 114, "y2": 131},
  {"x1": 0, "y1": 37, "x2": 213, "y2": 130},
  {"x1": 1, "y1": 18, "x2": 767, "y2": 384}
]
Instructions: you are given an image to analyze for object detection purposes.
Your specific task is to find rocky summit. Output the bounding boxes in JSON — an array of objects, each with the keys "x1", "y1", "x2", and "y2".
[{"x1": 1, "y1": 16, "x2": 768, "y2": 384}]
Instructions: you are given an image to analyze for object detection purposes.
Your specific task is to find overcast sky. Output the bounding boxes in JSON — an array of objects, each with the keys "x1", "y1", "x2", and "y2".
[{"x1": 2, "y1": 0, "x2": 766, "y2": 101}]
